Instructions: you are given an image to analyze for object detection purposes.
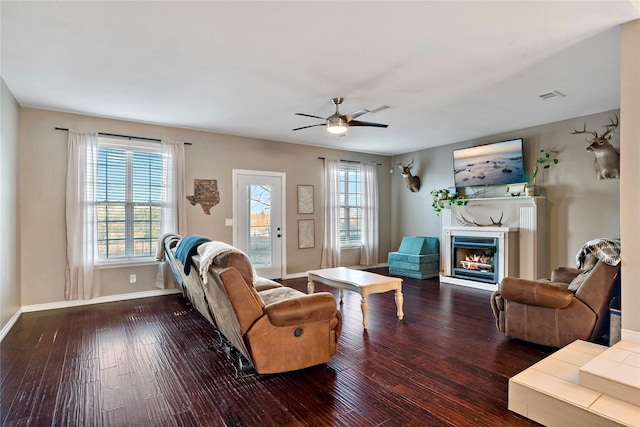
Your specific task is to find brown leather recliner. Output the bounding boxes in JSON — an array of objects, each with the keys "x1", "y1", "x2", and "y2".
[
  {"x1": 162, "y1": 234, "x2": 342, "y2": 374},
  {"x1": 490, "y1": 253, "x2": 620, "y2": 348}
]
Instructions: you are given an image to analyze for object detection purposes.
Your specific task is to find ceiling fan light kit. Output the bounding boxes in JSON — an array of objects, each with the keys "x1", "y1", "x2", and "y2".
[
  {"x1": 293, "y1": 97, "x2": 389, "y2": 135},
  {"x1": 327, "y1": 116, "x2": 348, "y2": 135}
]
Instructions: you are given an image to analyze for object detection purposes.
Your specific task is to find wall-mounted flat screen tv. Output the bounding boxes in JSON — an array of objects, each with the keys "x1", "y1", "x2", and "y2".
[{"x1": 453, "y1": 138, "x2": 525, "y2": 187}]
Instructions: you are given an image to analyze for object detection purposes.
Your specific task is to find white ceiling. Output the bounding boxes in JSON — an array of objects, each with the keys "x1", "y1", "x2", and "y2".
[{"x1": 2, "y1": 1, "x2": 638, "y2": 156}]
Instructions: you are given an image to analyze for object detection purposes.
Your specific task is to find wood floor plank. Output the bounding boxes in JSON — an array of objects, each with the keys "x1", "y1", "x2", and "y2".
[{"x1": 0, "y1": 270, "x2": 553, "y2": 426}]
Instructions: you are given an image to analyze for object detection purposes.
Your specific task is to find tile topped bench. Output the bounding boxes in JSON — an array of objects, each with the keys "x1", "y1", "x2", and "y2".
[{"x1": 509, "y1": 340, "x2": 640, "y2": 426}]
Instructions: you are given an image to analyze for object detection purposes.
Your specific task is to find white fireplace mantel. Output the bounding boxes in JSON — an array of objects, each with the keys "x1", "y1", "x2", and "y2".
[{"x1": 440, "y1": 196, "x2": 546, "y2": 288}]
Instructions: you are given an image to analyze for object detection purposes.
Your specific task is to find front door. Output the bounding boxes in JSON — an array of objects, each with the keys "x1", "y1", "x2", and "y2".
[{"x1": 233, "y1": 170, "x2": 285, "y2": 279}]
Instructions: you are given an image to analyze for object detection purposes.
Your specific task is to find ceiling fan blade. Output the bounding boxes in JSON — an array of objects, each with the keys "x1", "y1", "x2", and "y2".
[
  {"x1": 345, "y1": 105, "x2": 390, "y2": 122},
  {"x1": 295, "y1": 113, "x2": 327, "y2": 120},
  {"x1": 348, "y1": 120, "x2": 388, "y2": 128},
  {"x1": 345, "y1": 109, "x2": 370, "y2": 121},
  {"x1": 369, "y1": 105, "x2": 390, "y2": 114},
  {"x1": 292, "y1": 123, "x2": 326, "y2": 131}
]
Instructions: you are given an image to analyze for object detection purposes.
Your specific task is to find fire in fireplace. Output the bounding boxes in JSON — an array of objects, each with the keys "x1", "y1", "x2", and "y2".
[{"x1": 451, "y1": 236, "x2": 499, "y2": 283}]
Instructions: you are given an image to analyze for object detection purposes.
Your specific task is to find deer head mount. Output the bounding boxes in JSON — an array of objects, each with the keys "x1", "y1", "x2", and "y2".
[
  {"x1": 570, "y1": 113, "x2": 620, "y2": 180},
  {"x1": 397, "y1": 160, "x2": 421, "y2": 192}
]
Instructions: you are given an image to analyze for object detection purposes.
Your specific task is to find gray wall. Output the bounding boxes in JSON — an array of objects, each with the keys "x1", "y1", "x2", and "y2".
[
  {"x1": 15, "y1": 106, "x2": 625, "y2": 307},
  {"x1": 19, "y1": 108, "x2": 391, "y2": 306},
  {"x1": 392, "y1": 109, "x2": 621, "y2": 275},
  {"x1": 0, "y1": 78, "x2": 21, "y2": 330}
]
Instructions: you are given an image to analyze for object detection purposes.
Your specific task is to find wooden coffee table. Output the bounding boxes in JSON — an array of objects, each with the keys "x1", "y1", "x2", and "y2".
[{"x1": 307, "y1": 267, "x2": 404, "y2": 329}]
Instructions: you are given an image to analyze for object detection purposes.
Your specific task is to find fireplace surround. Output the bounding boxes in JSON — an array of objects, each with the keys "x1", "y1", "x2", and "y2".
[
  {"x1": 439, "y1": 196, "x2": 546, "y2": 291},
  {"x1": 442, "y1": 226, "x2": 518, "y2": 291}
]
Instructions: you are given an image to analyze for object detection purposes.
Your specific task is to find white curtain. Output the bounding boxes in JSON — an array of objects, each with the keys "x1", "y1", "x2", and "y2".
[
  {"x1": 65, "y1": 130, "x2": 101, "y2": 300},
  {"x1": 321, "y1": 160, "x2": 341, "y2": 268},
  {"x1": 156, "y1": 139, "x2": 187, "y2": 289},
  {"x1": 360, "y1": 162, "x2": 379, "y2": 265}
]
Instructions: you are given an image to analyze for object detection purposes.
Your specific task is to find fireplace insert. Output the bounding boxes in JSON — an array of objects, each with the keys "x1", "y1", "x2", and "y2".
[{"x1": 451, "y1": 236, "x2": 499, "y2": 283}]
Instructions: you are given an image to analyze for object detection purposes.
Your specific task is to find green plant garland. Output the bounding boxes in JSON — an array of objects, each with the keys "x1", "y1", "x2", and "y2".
[{"x1": 430, "y1": 188, "x2": 468, "y2": 215}]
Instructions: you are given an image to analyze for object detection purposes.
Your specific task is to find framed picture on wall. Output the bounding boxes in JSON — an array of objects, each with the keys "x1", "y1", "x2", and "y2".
[
  {"x1": 298, "y1": 219, "x2": 315, "y2": 249},
  {"x1": 297, "y1": 185, "x2": 314, "y2": 214}
]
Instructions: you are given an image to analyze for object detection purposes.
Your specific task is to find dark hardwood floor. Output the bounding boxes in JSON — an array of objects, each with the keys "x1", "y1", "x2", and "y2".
[{"x1": 1, "y1": 269, "x2": 554, "y2": 426}]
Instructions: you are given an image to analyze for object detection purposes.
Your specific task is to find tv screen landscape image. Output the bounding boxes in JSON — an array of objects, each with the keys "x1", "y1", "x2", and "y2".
[{"x1": 453, "y1": 138, "x2": 525, "y2": 187}]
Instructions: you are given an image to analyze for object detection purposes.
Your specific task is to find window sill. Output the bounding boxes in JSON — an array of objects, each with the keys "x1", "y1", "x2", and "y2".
[
  {"x1": 99, "y1": 259, "x2": 159, "y2": 269},
  {"x1": 340, "y1": 244, "x2": 362, "y2": 251}
]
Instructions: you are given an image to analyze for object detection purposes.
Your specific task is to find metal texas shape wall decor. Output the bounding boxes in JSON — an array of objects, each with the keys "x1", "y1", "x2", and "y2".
[{"x1": 186, "y1": 179, "x2": 220, "y2": 214}]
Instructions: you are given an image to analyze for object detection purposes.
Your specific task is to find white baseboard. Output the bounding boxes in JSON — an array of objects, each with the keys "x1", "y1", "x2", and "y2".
[
  {"x1": 284, "y1": 263, "x2": 389, "y2": 280},
  {"x1": 0, "y1": 308, "x2": 23, "y2": 342},
  {"x1": 21, "y1": 288, "x2": 182, "y2": 313},
  {"x1": 621, "y1": 328, "x2": 640, "y2": 344}
]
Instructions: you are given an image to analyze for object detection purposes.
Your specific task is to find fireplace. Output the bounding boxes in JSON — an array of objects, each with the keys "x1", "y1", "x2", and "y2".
[
  {"x1": 439, "y1": 196, "x2": 546, "y2": 282},
  {"x1": 451, "y1": 236, "x2": 498, "y2": 284},
  {"x1": 441, "y1": 226, "x2": 518, "y2": 291}
]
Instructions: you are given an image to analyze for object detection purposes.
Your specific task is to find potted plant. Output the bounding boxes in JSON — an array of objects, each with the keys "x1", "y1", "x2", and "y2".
[
  {"x1": 431, "y1": 188, "x2": 468, "y2": 215},
  {"x1": 528, "y1": 148, "x2": 559, "y2": 196}
]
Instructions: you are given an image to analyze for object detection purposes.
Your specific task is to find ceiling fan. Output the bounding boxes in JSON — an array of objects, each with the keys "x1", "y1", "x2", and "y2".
[{"x1": 293, "y1": 97, "x2": 389, "y2": 135}]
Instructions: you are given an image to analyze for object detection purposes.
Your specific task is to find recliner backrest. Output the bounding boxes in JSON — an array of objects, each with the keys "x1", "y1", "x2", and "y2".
[
  {"x1": 573, "y1": 260, "x2": 620, "y2": 341},
  {"x1": 573, "y1": 261, "x2": 619, "y2": 311},
  {"x1": 218, "y1": 267, "x2": 265, "y2": 335}
]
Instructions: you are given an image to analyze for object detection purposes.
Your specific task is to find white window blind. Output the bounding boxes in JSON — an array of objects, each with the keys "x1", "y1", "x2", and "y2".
[
  {"x1": 339, "y1": 167, "x2": 362, "y2": 246},
  {"x1": 96, "y1": 138, "x2": 163, "y2": 261}
]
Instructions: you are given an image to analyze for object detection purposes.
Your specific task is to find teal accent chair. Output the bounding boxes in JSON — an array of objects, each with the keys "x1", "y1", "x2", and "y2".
[{"x1": 388, "y1": 237, "x2": 440, "y2": 279}]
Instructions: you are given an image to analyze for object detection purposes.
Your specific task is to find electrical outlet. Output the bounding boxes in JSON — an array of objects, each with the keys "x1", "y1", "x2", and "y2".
[{"x1": 129, "y1": 274, "x2": 136, "y2": 284}]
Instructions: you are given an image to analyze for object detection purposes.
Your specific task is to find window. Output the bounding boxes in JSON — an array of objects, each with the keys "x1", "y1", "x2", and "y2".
[
  {"x1": 96, "y1": 138, "x2": 163, "y2": 261},
  {"x1": 339, "y1": 166, "x2": 361, "y2": 245}
]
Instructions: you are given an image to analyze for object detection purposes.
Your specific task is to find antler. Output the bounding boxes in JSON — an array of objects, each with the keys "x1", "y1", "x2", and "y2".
[
  {"x1": 570, "y1": 113, "x2": 619, "y2": 140},
  {"x1": 398, "y1": 158, "x2": 414, "y2": 169},
  {"x1": 570, "y1": 122, "x2": 598, "y2": 138},
  {"x1": 600, "y1": 113, "x2": 619, "y2": 140},
  {"x1": 457, "y1": 212, "x2": 503, "y2": 227}
]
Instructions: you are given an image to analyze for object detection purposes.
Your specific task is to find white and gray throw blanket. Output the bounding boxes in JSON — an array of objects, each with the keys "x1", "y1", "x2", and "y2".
[{"x1": 576, "y1": 238, "x2": 621, "y2": 268}]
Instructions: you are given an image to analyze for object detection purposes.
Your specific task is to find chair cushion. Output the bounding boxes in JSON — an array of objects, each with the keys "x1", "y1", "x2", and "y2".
[
  {"x1": 567, "y1": 254, "x2": 598, "y2": 292},
  {"x1": 397, "y1": 236, "x2": 439, "y2": 255},
  {"x1": 568, "y1": 270, "x2": 590, "y2": 292}
]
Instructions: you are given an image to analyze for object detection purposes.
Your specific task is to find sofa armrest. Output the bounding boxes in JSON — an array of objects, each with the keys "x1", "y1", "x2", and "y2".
[
  {"x1": 499, "y1": 277, "x2": 574, "y2": 309},
  {"x1": 264, "y1": 293, "x2": 338, "y2": 327},
  {"x1": 551, "y1": 267, "x2": 584, "y2": 284}
]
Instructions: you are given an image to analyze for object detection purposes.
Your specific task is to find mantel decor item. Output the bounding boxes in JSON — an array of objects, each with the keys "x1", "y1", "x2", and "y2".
[
  {"x1": 431, "y1": 187, "x2": 468, "y2": 216},
  {"x1": 506, "y1": 183, "x2": 527, "y2": 197},
  {"x1": 297, "y1": 185, "x2": 314, "y2": 214}
]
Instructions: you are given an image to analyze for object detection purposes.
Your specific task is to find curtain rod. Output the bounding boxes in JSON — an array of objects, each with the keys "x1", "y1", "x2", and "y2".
[
  {"x1": 55, "y1": 127, "x2": 192, "y2": 145},
  {"x1": 317, "y1": 156, "x2": 382, "y2": 166}
]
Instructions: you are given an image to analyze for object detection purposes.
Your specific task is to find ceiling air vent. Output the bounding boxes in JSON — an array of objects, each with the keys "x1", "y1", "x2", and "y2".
[{"x1": 538, "y1": 90, "x2": 566, "y2": 101}]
